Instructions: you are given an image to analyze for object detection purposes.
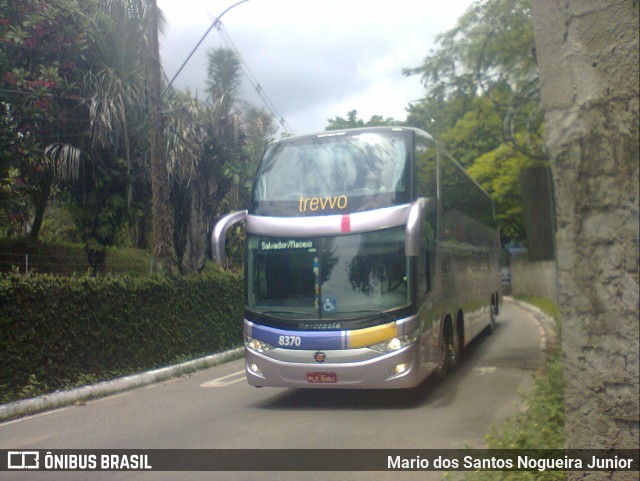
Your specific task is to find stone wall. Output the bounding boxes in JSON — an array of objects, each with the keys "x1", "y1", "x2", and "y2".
[{"x1": 531, "y1": 0, "x2": 639, "y2": 475}]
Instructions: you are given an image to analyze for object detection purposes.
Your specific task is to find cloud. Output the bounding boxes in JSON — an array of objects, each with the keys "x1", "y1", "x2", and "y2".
[{"x1": 158, "y1": 0, "x2": 474, "y2": 134}]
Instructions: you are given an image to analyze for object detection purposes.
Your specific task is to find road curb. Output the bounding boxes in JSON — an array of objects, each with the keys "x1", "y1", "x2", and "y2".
[
  {"x1": 0, "y1": 347, "x2": 244, "y2": 423},
  {"x1": 505, "y1": 296, "x2": 558, "y2": 352}
]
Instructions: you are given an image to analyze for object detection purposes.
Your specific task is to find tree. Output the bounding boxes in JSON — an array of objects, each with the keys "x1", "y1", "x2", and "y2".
[
  {"x1": 65, "y1": 0, "x2": 152, "y2": 273},
  {"x1": 0, "y1": 0, "x2": 155, "y2": 273},
  {"x1": 165, "y1": 92, "x2": 208, "y2": 274},
  {"x1": 404, "y1": 0, "x2": 545, "y2": 241},
  {"x1": 0, "y1": 0, "x2": 95, "y2": 240},
  {"x1": 531, "y1": 0, "x2": 639, "y2": 474},
  {"x1": 467, "y1": 140, "x2": 534, "y2": 240},
  {"x1": 205, "y1": 48, "x2": 242, "y2": 118},
  {"x1": 204, "y1": 47, "x2": 246, "y2": 217},
  {"x1": 0, "y1": 101, "x2": 32, "y2": 237},
  {"x1": 147, "y1": 0, "x2": 176, "y2": 273},
  {"x1": 238, "y1": 105, "x2": 277, "y2": 207},
  {"x1": 325, "y1": 110, "x2": 401, "y2": 131},
  {"x1": 405, "y1": 0, "x2": 542, "y2": 159},
  {"x1": 166, "y1": 48, "x2": 273, "y2": 273}
]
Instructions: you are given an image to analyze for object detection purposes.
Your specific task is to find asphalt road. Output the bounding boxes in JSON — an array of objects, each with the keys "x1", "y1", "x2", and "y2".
[{"x1": 0, "y1": 300, "x2": 550, "y2": 481}]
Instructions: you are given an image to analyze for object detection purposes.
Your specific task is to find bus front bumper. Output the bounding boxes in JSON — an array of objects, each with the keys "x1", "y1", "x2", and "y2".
[{"x1": 243, "y1": 343, "x2": 423, "y2": 389}]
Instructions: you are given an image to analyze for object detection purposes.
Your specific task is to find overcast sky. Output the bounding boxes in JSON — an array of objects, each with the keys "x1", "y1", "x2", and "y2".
[{"x1": 156, "y1": 0, "x2": 475, "y2": 135}]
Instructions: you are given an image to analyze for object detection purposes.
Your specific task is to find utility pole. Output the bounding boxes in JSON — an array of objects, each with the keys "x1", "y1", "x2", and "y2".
[{"x1": 147, "y1": 0, "x2": 176, "y2": 273}]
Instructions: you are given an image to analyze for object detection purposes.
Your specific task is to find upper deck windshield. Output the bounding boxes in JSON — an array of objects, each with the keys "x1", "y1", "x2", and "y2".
[{"x1": 251, "y1": 130, "x2": 411, "y2": 216}]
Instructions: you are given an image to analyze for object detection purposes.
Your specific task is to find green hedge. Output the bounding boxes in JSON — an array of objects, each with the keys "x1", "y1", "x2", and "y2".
[{"x1": 0, "y1": 270, "x2": 244, "y2": 403}]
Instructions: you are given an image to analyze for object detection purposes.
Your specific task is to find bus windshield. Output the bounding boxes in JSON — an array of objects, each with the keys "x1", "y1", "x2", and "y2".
[
  {"x1": 246, "y1": 227, "x2": 410, "y2": 321},
  {"x1": 251, "y1": 130, "x2": 411, "y2": 216}
]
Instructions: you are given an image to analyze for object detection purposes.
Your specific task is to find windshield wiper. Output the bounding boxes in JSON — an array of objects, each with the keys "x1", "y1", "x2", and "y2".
[
  {"x1": 324, "y1": 309, "x2": 395, "y2": 323},
  {"x1": 252, "y1": 309, "x2": 397, "y2": 331},
  {"x1": 255, "y1": 310, "x2": 317, "y2": 324}
]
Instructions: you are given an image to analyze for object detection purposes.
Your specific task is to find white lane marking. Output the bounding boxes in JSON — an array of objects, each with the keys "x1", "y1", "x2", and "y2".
[
  {"x1": 472, "y1": 367, "x2": 497, "y2": 375},
  {"x1": 0, "y1": 407, "x2": 70, "y2": 427},
  {"x1": 200, "y1": 370, "x2": 246, "y2": 388}
]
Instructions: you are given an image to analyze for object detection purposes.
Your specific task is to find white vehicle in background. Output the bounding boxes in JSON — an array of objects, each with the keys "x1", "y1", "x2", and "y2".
[{"x1": 505, "y1": 241, "x2": 528, "y2": 258}]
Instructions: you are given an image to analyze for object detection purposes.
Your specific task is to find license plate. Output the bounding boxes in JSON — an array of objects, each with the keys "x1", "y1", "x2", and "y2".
[{"x1": 307, "y1": 372, "x2": 337, "y2": 383}]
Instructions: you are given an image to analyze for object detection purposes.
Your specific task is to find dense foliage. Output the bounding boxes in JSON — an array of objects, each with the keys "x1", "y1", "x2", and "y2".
[
  {"x1": 1, "y1": 1, "x2": 275, "y2": 273},
  {"x1": 404, "y1": 0, "x2": 546, "y2": 241},
  {"x1": 0, "y1": 269, "x2": 243, "y2": 403},
  {"x1": 2, "y1": 0, "x2": 543, "y2": 264},
  {"x1": 325, "y1": 109, "x2": 403, "y2": 131},
  {"x1": 0, "y1": 0, "x2": 94, "y2": 239}
]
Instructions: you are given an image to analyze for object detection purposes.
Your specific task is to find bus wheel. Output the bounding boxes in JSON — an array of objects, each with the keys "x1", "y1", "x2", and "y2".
[
  {"x1": 443, "y1": 320, "x2": 461, "y2": 372},
  {"x1": 487, "y1": 302, "x2": 497, "y2": 335}
]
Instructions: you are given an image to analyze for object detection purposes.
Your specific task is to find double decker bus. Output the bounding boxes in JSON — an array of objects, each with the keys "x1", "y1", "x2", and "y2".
[{"x1": 212, "y1": 127, "x2": 501, "y2": 389}]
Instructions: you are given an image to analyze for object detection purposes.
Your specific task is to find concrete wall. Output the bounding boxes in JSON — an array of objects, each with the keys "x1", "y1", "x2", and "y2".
[{"x1": 510, "y1": 258, "x2": 557, "y2": 301}]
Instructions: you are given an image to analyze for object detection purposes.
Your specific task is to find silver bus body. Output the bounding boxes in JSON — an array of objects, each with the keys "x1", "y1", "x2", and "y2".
[{"x1": 212, "y1": 127, "x2": 501, "y2": 389}]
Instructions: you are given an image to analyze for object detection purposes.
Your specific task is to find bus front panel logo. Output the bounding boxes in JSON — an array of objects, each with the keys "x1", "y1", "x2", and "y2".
[{"x1": 298, "y1": 195, "x2": 348, "y2": 212}]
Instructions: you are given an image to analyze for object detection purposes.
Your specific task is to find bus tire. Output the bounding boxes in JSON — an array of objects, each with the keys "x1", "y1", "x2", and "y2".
[
  {"x1": 487, "y1": 296, "x2": 498, "y2": 335},
  {"x1": 442, "y1": 317, "x2": 461, "y2": 372},
  {"x1": 487, "y1": 302, "x2": 497, "y2": 335}
]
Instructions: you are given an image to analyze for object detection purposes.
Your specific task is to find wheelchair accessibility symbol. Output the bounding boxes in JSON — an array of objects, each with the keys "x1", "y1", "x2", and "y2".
[{"x1": 323, "y1": 297, "x2": 337, "y2": 312}]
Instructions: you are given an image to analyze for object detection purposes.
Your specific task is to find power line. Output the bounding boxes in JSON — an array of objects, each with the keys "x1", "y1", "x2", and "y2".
[
  {"x1": 162, "y1": 0, "x2": 251, "y2": 97},
  {"x1": 160, "y1": 0, "x2": 295, "y2": 133},
  {"x1": 213, "y1": 21, "x2": 293, "y2": 135}
]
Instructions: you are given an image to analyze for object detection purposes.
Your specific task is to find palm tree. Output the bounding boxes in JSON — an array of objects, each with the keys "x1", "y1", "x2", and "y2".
[
  {"x1": 85, "y1": 0, "x2": 148, "y2": 196},
  {"x1": 204, "y1": 48, "x2": 248, "y2": 216},
  {"x1": 165, "y1": 48, "x2": 256, "y2": 272},
  {"x1": 27, "y1": 143, "x2": 83, "y2": 242},
  {"x1": 205, "y1": 48, "x2": 243, "y2": 120},
  {"x1": 70, "y1": 0, "x2": 151, "y2": 272},
  {"x1": 165, "y1": 93, "x2": 209, "y2": 274}
]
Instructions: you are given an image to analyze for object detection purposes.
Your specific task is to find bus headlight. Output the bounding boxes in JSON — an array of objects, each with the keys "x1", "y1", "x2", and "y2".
[
  {"x1": 245, "y1": 336, "x2": 274, "y2": 353},
  {"x1": 393, "y1": 362, "x2": 409, "y2": 375},
  {"x1": 369, "y1": 333, "x2": 418, "y2": 353}
]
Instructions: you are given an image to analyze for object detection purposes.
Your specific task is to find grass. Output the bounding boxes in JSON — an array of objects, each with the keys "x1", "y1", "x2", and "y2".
[
  {"x1": 0, "y1": 238, "x2": 152, "y2": 276},
  {"x1": 515, "y1": 295, "x2": 560, "y2": 324}
]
